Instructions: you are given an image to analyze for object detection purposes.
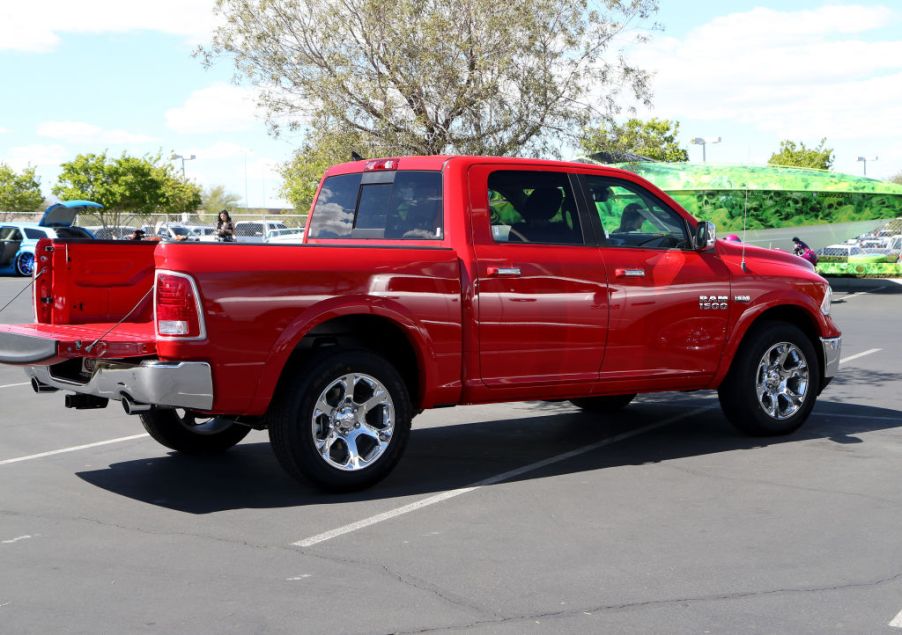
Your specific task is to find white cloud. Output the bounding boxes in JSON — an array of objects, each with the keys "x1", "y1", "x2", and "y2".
[
  {"x1": 37, "y1": 121, "x2": 156, "y2": 144},
  {"x1": 192, "y1": 142, "x2": 252, "y2": 160},
  {"x1": 0, "y1": 0, "x2": 219, "y2": 53},
  {"x1": 165, "y1": 83, "x2": 260, "y2": 134},
  {"x1": 2, "y1": 144, "x2": 68, "y2": 171},
  {"x1": 626, "y1": 4, "x2": 902, "y2": 143}
]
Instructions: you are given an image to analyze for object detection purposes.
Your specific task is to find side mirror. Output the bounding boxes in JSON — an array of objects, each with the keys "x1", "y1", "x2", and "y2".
[{"x1": 695, "y1": 221, "x2": 716, "y2": 250}]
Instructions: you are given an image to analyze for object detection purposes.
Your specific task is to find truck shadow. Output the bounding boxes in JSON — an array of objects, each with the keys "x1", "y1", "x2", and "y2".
[{"x1": 75, "y1": 394, "x2": 902, "y2": 514}]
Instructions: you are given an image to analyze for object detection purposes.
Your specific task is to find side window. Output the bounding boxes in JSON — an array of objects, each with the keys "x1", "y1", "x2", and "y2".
[
  {"x1": 24, "y1": 228, "x2": 48, "y2": 240},
  {"x1": 308, "y1": 173, "x2": 363, "y2": 238},
  {"x1": 584, "y1": 175, "x2": 690, "y2": 249},
  {"x1": 488, "y1": 171, "x2": 583, "y2": 245},
  {"x1": 309, "y1": 171, "x2": 443, "y2": 240},
  {"x1": 0, "y1": 227, "x2": 24, "y2": 241}
]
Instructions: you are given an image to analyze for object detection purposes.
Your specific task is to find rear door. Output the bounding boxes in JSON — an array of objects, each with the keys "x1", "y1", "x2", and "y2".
[
  {"x1": 469, "y1": 165, "x2": 609, "y2": 391},
  {"x1": 578, "y1": 174, "x2": 731, "y2": 384}
]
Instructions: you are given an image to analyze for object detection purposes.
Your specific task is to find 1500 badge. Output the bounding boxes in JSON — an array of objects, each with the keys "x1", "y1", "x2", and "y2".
[{"x1": 699, "y1": 295, "x2": 728, "y2": 310}]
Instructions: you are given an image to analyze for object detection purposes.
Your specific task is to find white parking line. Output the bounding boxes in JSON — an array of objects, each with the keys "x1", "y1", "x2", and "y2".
[
  {"x1": 294, "y1": 405, "x2": 713, "y2": 548},
  {"x1": 0, "y1": 382, "x2": 29, "y2": 389},
  {"x1": 840, "y1": 348, "x2": 881, "y2": 364},
  {"x1": 0, "y1": 434, "x2": 149, "y2": 466},
  {"x1": 890, "y1": 608, "x2": 902, "y2": 628},
  {"x1": 838, "y1": 287, "x2": 887, "y2": 300}
]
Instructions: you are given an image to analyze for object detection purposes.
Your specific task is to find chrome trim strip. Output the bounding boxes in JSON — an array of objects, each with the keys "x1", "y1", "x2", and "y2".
[
  {"x1": 25, "y1": 360, "x2": 214, "y2": 410},
  {"x1": 821, "y1": 336, "x2": 841, "y2": 379}
]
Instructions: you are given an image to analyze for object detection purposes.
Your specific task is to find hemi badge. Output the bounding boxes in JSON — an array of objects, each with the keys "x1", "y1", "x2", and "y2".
[{"x1": 734, "y1": 295, "x2": 751, "y2": 303}]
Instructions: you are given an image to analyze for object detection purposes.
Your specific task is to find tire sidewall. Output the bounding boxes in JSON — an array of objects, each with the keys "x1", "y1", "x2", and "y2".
[
  {"x1": 15, "y1": 251, "x2": 34, "y2": 277},
  {"x1": 728, "y1": 322, "x2": 820, "y2": 435},
  {"x1": 273, "y1": 350, "x2": 412, "y2": 491}
]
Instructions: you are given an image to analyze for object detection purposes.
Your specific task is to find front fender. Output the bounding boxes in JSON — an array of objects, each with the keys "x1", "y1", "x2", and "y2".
[{"x1": 711, "y1": 287, "x2": 832, "y2": 388}]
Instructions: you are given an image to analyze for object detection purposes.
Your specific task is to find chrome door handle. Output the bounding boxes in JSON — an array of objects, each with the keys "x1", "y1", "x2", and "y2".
[
  {"x1": 614, "y1": 268, "x2": 646, "y2": 278},
  {"x1": 486, "y1": 266, "x2": 522, "y2": 277}
]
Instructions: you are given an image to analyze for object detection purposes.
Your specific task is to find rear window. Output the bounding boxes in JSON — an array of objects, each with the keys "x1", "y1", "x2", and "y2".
[{"x1": 309, "y1": 171, "x2": 443, "y2": 240}]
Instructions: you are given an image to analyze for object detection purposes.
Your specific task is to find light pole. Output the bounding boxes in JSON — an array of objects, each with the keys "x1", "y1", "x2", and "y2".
[
  {"x1": 857, "y1": 155, "x2": 877, "y2": 176},
  {"x1": 170, "y1": 153, "x2": 196, "y2": 177},
  {"x1": 691, "y1": 136, "x2": 722, "y2": 162}
]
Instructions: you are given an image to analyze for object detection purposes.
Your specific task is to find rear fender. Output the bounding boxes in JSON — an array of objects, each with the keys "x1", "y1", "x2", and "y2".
[{"x1": 249, "y1": 295, "x2": 437, "y2": 414}]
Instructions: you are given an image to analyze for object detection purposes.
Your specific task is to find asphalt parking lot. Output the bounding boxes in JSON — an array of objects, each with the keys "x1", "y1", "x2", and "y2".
[{"x1": 1, "y1": 276, "x2": 901, "y2": 634}]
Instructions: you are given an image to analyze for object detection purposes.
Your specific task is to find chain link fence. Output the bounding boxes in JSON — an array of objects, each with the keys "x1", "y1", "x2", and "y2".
[{"x1": 0, "y1": 210, "x2": 308, "y2": 242}]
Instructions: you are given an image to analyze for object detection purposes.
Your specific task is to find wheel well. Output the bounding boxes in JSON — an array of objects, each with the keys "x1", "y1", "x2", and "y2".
[
  {"x1": 287, "y1": 314, "x2": 423, "y2": 408},
  {"x1": 742, "y1": 305, "x2": 824, "y2": 383}
]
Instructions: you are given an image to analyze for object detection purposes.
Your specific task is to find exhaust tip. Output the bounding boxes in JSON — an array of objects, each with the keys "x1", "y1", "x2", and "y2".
[
  {"x1": 31, "y1": 377, "x2": 58, "y2": 393},
  {"x1": 121, "y1": 393, "x2": 152, "y2": 415}
]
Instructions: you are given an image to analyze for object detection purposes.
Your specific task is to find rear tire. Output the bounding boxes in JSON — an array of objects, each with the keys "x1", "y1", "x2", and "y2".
[
  {"x1": 139, "y1": 409, "x2": 251, "y2": 454},
  {"x1": 718, "y1": 322, "x2": 819, "y2": 436},
  {"x1": 570, "y1": 394, "x2": 636, "y2": 414},
  {"x1": 268, "y1": 349, "x2": 412, "y2": 492}
]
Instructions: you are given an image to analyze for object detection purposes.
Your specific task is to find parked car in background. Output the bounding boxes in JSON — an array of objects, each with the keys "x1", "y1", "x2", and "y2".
[
  {"x1": 265, "y1": 227, "x2": 305, "y2": 244},
  {"x1": 155, "y1": 223, "x2": 195, "y2": 242},
  {"x1": 0, "y1": 200, "x2": 101, "y2": 276},
  {"x1": 235, "y1": 220, "x2": 288, "y2": 243},
  {"x1": 185, "y1": 225, "x2": 218, "y2": 242}
]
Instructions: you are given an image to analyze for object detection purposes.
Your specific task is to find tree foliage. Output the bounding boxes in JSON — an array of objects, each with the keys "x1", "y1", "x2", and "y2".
[
  {"x1": 0, "y1": 163, "x2": 44, "y2": 213},
  {"x1": 52, "y1": 152, "x2": 201, "y2": 229},
  {"x1": 281, "y1": 127, "x2": 390, "y2": 211},
  {"x1": 579, "y1": 117, "x2": 688, "y2": 162},
  {"x1": 203, "y1": 0, "x2": 658, "y2": 156},
  {"x1": 889, "y1": 172, "x2": 902, "y2": 186},
  {"x1": 767, "y1": 139, "x2": 834, "y2": 170},
  {"x1": 201, "y1": 185, "x2": 243, "y2": 215}
]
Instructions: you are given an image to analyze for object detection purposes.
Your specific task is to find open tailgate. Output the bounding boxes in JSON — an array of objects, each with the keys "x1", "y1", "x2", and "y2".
[{"x1": 0, "y1": 322, "x2": 155, "y2": 365}]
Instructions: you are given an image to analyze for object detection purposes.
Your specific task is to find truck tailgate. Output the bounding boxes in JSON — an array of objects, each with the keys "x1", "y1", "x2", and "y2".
[{"x1": 0, "y1": 321, "x2": 155, "y2": 365}]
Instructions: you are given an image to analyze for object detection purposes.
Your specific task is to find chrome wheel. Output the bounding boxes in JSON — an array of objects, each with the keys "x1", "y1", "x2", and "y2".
[
  {"x1": 311, "y1": 372, "x2": 395, "y2": 471},
  {"x1": 16, "y1": 252, "x2": 34, "y2": 277},
  {"x1": 755, "y1": 341, "x2": 809, "y2": 420}
]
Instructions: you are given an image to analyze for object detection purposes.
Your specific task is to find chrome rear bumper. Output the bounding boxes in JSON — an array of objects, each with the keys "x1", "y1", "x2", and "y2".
[
  {"x1": 821, "y1": 336, "x2": 841, "y2": 379},
  {"x1": 26, "y1": 360, "x2": 213, "y2": 410}
]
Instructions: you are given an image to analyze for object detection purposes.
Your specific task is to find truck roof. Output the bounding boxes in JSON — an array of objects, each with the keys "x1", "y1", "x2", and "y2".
[{"x1": 323, "y1": 155, "x2": 627, "y2": 177}]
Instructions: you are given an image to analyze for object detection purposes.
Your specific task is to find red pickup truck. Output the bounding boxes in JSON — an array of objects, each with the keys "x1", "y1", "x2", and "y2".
[{"x1": 0, "y1": 156, "x2": 841, "y2": 490}]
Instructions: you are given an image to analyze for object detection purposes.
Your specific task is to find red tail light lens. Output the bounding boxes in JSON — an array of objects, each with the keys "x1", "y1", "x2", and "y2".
[
  {"x1": 364, "y1": 158, "x2": 400, "y2": 171},
  {"x1": 155, "y1": 272, "x2": 204, "y2": 339}
]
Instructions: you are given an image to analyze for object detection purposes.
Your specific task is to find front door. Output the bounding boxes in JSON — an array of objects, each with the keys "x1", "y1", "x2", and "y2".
[{"x1": 579, "y1": 174, "x2": 731, "y2": 385}]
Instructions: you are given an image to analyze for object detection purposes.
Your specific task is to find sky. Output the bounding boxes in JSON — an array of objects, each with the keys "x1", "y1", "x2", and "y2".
[{"x1": 0, "y1": 1, "x2": 900, "y2": 210}]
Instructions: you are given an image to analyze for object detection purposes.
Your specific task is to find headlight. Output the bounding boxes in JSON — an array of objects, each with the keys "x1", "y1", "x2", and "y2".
[{"x1": 820, "y1": 285, "x2": 832, "y2": 315}]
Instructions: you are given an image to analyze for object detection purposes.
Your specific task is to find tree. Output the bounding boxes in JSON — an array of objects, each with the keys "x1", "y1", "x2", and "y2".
[
  {"x1": 579, "y1": 117, "x2": 688, "y2": 162},
  {"x1": 281, "y1": 127, "x2": 390, "y2": 211},
  {"x1": 202, "y1": 185, "x2": 243, "y2": 215},
  {"x1": 767, "y1": 139, "x2": 834, "y2": 170},
  {"x1": 53, "y1": 152, "x2": 201, "y2": 229},
  {"x1": 889, "y1": 172, "x2": 902, "y2": 186},
  {"x1": 202, "y1": 0, "x2": 658, "y2": 157},
  {"x1": 0, "y1": 164, "x2": 44, "y2": 213}
]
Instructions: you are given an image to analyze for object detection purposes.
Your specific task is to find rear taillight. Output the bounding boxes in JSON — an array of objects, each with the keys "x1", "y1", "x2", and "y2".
[{"x1": 155, "y1": 271, "x2": 205, "y2": 339}]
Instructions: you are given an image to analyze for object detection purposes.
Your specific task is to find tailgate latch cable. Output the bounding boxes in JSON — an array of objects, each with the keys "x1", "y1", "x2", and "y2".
[{"x1": 84, "y1": 287, "x2": 155, "y2": 355}]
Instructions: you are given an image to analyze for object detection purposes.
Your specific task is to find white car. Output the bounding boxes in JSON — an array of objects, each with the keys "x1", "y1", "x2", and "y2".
[
  {"x1": 265, "y1": 227, "x2": 305, "y2": 244},
  {"x1": 235, "y1": 220, "x2": 288, "y2": 243},
  {"x1": 185, "y1": 225, "x2": 218, "y2": 242}
]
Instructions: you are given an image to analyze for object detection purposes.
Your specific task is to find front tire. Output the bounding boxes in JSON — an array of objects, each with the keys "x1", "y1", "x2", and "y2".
[
  {"x1": 268, "y1": 349, "x2": 412, "y2": 492},
  {"x1": 718, "y1": 322, "x2": 820, "y2": 436},
  {"x1": 139, "y1": 409, "x2": 251, "y2": 454}
]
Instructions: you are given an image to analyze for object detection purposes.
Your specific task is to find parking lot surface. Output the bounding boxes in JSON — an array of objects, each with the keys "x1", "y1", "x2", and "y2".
[{"x1": 1, "y1": 276, "x2": 902, "y2": 633}]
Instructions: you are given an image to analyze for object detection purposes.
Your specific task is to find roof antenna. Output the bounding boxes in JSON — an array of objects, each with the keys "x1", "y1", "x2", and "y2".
[
  {"x1": 741, "y1": 188, "x2": 749, "y2": 273},
  {"x1": 351, "y1": 151, "x2": 364, "y2": 162}
]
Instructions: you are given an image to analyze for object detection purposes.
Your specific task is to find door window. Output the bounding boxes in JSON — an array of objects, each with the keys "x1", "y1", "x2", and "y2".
[
  {"x1": 583, "y1": 175, "x2": 690, "y2": 249},
  {"x1": 488, "y1": 171, "x2": 584, "y2": 245}
]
